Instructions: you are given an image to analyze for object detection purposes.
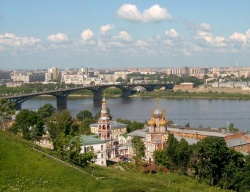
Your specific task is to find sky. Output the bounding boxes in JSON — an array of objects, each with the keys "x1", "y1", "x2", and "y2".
[{"x1": 0, "y1": 0, "x2": 250, "y2": 70}]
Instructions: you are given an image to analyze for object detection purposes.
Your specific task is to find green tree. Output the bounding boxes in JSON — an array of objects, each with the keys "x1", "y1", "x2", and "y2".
[
  {"x1": 236, "y1": 155, "x2": 250, "y2": 191},
  {"x1": 79, "y1": 118, "x2": 96, "y2": 135},
  {"x1": 46, "y1": 110, "x2": 74, "y2": 150},
  {"x1": 190, "y1": 137, "x2": 228, "y2": 186},
  {"x1": 0, "y1": 98, "x2": 16, "y2": 116},
  {"x1": 67, "y1": 136, "x2": 95, "y2": 167},
  {"x1": 76, "y1": 110, "x2": 92, "y2": 121},
  {"x1": 116, "y1": 77, "x2": 127, "y2": 83},
  {"x1": 95, "y1": 107, "x2": 112, "y2": 120},
  {"x1": 153, "y1": 149, "x2": 169, "y2": 167},
  {"x1": 219, "y1": 149, "x2": 244, "y2": 190},
  {"x1": 36, "y1": 103, "x2": 56, "y2": 120},
  {"x1": 31, "y1": 118, "x2": 45, "y2": 141},
  {"x1": 176, "y1": 138, "x2": 192, "y2": 174},
  {"x1": 165, "y1": 133, "x2": 179, "y2": 170},
  {"x1": 116, "y1": 118, "x2": 144, "y2": 133},
  {"x1": 10, "y1": 109, "x2": 38, "y2": 140},
  {"x1": 131, "y1": 135, "x2": 145, "y2": 165},
  {"x1": 0, "y1": 99, "x2": 16, "y2": 130}
]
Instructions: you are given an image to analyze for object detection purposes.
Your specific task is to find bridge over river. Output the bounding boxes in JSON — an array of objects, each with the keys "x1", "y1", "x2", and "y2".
[{"x1": 3, "y1": 83, "x2": 174, "y2": 111}]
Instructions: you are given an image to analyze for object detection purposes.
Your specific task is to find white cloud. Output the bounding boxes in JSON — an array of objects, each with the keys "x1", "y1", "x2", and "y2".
[
  {"x1": 0, "y1": 33, "x2": 40, "y2": 47},
  {"x1": 136, "y1": 40, "x2": 148, "y2": 47},
  {"x1": 116, "y1": 4, "x2": 172, "y2": 23},
  {"x1": 165, "y1": 40, "x2": 173, "y2": 46},
  {"x1": 47, "y1": 33, "x2": 69, "y2": 43},
  {"x1": 246, "y1": 29, "x2": 250, "y2": 38},
  {"x1": 230, "y1": 32, "x2": 247, "y2": 45},
  {"x1": 195, "y1": 31, "x2": 226, "y2": 47},
  {"x1": 100, "y1": 24, "x2": 114, "y2": 34},
  {"x1": 165, "y1": 28, "x2": 179, "y2": 38},
  {"x1": 199, "y1": 22, "x2": 212, "y2": 31},
  {"x1": 98, "y1": 39, "x2": 106, "y2": 50},
  {"x1": 113, "y1": 31, "x2": 132, "y2": 42},
  {"x1": 81, "y1": 29, "x2": 94, "y2": 41}
]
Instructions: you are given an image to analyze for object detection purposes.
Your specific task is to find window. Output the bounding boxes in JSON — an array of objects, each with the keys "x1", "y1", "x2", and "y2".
[
  {"x1": 101, "y1": 145, "x2": 103, "y2": 150},
  {"x1": 101, "y1": 154, "x2": 103, "y2": 158}
]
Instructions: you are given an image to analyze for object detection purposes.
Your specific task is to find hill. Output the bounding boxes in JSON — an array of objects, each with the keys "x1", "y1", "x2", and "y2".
[{"x1": 0, "y1": 131, "x2": 230, "y2": 192}]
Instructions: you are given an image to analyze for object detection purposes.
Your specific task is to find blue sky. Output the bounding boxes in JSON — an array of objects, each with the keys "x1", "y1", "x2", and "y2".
[{"x1": 0, "y1": 0, "x2": 250, "y2": 70}]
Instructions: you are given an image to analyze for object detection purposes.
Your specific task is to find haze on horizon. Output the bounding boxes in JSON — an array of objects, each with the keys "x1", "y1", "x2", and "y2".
[{"x1": 0, "y1": 0, "x2": 250, "y2": 70}]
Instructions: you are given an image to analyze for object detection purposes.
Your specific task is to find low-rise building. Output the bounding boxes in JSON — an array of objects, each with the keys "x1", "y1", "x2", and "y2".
[{"x1": 78, "y1": 135, "x2": 107, "y2": 166}]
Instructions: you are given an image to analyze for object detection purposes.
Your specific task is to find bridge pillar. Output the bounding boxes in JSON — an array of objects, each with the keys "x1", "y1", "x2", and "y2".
[
  {"x1": 145, "y1": 87, "x2": 154, "y2": 92},
  {"x1": 56, "y1": 95, "x2": 67, "y2": 111},
  {"x1": 121, "y1": 89, "x2": 131, "y2": 98},
  {"x1": 15, "y1": 102, "x2": 22, "y2": 111},
  {"x1": 93, "y1": 90, "x2": 103, "y2": 102}
]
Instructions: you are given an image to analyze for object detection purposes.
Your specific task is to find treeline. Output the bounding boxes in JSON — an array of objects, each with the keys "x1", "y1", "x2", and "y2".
[
  {"x1": 153, "y1": 134, "x2": 250, "y2": 191},
  {"x1": 138, "y1": 89, "x2": 250, "y2": 100}
]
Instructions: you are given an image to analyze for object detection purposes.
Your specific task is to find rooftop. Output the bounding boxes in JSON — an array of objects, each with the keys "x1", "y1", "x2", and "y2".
[
  {"x1": 79, "y1": 135, "x2": 106, "y2": 145},
  {"x1": 167, "y1": 127, "x2": 233, "y2": 138},
  {"x1": 226, "y1": 138, "x2": 249, "y2": 147}
]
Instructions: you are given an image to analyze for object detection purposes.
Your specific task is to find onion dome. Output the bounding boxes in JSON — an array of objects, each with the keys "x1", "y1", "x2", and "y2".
[
  {"x1": 153, "y1": 109, "x2": 162, "y2": 118},
  {"x1": 147, "y1": 118, "x2": 156, "y2": 126},
  {"x1": 159, "y1": 118, "x2": 168, "y2": 126}
]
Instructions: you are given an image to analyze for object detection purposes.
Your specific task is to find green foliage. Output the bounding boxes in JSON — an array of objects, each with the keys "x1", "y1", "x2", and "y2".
[
  {"x1": 131, "y1": 135, "x2": 145, "y2": 165},
  {"x1": 36, "y1": 103, "x2": 56, "y2": 120},
  {"x1": 0, "y1": 98, "x2": 16, "y2": 116},
  {"x1": 0, "y1": 98, "x2": 16, "y2": 130},
  {"x1": 154, "y1": 134, "x2": 192, "y2": 174},
  {"x1": 116, "y1": 118, "x2": 144, "y2": 133},
  {"x1": 67, "y1": 136, "x2": 95, "y2": 167},
  {"x1": 46, "y1": 110, "x2": 77, "y2": 150},
  {"x1": 9, "y1": 109, "x2": 38, "y2": 140},
  {"x1": 190, "y1": 136, "x2": 245, "y2": 189},
  {"x1": 236, "y1": 155, "x2": 250, "y2": 191},
  {"x1": 138, "y1": 89, "x2": 250, "y2": 100},
  {"x1": 76, "y1": 110, "x2": 92, "y2": 121},
  {"x1": 153, "y1": 149, "x2": 169, "y2": 167},
  {"x1": 175, "y1": 138, "x2": 192, "y2": 174},
  {"x1": 116, "y1": 77, "x2": 128, "y2": 83},
  {"x1": 79, "y1": 118, "x2": 96, "y2": 135},
  {"x1": 165, "y1": 133, "x2": 179, "y2": 170},
  {"x1": 95, "y1": 107, "x2": 112, "y2": 120},
  {"x1": 104, "y1": 88, "x2": 123, "y2": 96}
]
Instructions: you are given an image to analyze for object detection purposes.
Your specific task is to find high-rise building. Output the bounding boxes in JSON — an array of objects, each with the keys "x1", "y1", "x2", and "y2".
[{"x1": 52, "y1": 67, "x2": 58, "y2": 81}]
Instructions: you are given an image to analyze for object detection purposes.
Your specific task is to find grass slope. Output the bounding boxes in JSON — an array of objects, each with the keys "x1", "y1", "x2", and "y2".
[{"x1": 0, "y1": 131, "x2": 231, "y2": 192}]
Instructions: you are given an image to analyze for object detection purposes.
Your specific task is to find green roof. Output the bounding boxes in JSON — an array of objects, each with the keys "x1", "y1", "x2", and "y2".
[
  {"x1": 122, "y1": 133, "x2": 128, "y2": 138},
  {"x1": 79, "y1": 134, "x2": 106, "y2": 145}
]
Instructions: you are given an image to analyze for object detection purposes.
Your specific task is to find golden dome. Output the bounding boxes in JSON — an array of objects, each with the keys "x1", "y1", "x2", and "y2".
[
  {"x1": 147, "y1": 118, "x2": 156, "y2": 126},
  {"x1": 159, "y1": 118, "x2": 168, "y2": 126}
]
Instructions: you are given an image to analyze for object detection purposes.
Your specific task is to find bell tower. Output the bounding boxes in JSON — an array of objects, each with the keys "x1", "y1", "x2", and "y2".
[{"x1": 97, "y1": 96, "x2": 112, "y2": 140}]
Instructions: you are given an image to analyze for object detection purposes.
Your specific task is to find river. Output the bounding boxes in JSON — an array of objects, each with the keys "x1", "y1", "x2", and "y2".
[{"x1": 22, "y1": 96, "x2": 250, "y2": 131}]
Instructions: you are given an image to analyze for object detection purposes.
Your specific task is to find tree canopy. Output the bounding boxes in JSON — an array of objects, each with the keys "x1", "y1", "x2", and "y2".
[
  {"x1": 76, "y1": 110, "x2": 92, "y2": 121},
  {"x1": 131, "y1": 135, "x2": 145, "y2": 165}
]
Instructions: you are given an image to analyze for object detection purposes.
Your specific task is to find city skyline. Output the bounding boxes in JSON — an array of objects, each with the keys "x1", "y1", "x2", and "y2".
[{"x1": 0, "y1": 0, "x2": 250, "y2": 70}]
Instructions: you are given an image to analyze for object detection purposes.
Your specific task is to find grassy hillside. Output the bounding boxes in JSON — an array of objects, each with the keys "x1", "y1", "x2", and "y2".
[{"x1": 0, "y1": 131, "x2": 230, "y2": 192}]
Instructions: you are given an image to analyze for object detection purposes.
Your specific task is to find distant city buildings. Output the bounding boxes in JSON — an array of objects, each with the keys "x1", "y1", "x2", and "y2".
[{"x1": 1, "y1": 65, "x2": 250, "y2": 87}]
